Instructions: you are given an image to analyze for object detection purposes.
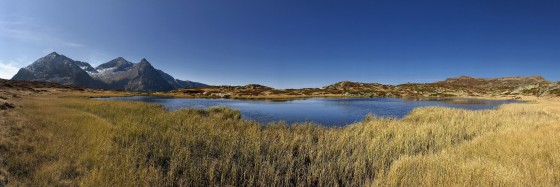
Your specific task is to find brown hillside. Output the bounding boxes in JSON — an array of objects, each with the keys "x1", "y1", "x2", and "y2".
[
  {"x1": 434, "y1": 76, "x2": 551, "y2": 89},
  {"x1": 322, "y1": 81, "x2": 390, "y2": 91}
]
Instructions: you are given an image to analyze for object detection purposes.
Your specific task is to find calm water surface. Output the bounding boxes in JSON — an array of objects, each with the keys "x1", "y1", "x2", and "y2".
[{"x1": 94, "y1": 97, "x2": 520, "y2": 126}]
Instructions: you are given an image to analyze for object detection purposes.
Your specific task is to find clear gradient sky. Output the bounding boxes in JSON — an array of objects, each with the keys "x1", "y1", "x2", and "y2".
[{"x1": 0, "y1": 0, "x2": 559, "y2": 88}]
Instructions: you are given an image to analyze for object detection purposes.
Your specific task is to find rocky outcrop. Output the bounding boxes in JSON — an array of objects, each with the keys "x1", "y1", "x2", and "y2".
[{"x1": 0, "y1": 99, "x2": 15, "y2": 110}]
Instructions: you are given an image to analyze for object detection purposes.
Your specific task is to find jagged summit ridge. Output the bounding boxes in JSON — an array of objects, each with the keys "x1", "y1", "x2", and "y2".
[
  {"x1": 96, "y1": 57, "x2": 134, "y2": 72},
  {"x1": 11, "y1": 52, "x2": 207, "y2": 92}
]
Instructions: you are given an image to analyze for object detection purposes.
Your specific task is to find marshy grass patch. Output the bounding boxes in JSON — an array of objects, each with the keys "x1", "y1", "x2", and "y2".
[{"x1": 2, "y1": 94, "x2": 560, "y2": 186}]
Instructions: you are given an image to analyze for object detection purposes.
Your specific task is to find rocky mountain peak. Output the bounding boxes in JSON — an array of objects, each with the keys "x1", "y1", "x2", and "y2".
[
  {"x1": 139, "y1": 58, "x2": 151, "y2": 65},
  {"x1": 25, "y1": 52, "x2": 75, "y2": 72},
  {"x1": 12, "y1": 52, "x2": 100, "y2": 88},
  {"x1": 47, "y1": 51, "x2": 60, "y2": 57},
  {"x1": 38, "y1": 52, "x2": 70, "y2": 64},
  {"x1": 96, "y1": 57, "x2": 133, "y2": 72},
  {"x1": 134, "y1": 59, "x2": 155, "y2": 72}
]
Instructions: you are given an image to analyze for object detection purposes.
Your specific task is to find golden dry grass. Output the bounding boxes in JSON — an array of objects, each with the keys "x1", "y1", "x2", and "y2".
[{"x1": 2, "y1": 94, "x2": 559, "y2": 186}]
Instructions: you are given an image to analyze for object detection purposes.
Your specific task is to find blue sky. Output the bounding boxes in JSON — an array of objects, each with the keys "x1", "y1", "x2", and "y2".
[{"x1": 0, "y1": 0, "x2": 559, "y2": 88}]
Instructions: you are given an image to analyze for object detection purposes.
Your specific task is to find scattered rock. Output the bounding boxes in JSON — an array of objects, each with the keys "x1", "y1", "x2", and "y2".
[
  {"x1": 0, "y1": 169, "x2": 7, "y2": 186},
  {"x1": 0, "y1": 99, "x2": 15, "y2": 110},
  {"x1": 511, "y1": 84, "x2": 539, "y2": 95}
]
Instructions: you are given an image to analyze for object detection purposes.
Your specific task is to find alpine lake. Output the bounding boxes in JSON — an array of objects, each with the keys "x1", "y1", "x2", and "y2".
[{"x1": 94, "y1": 96, "x2": 521, "y2": 126}]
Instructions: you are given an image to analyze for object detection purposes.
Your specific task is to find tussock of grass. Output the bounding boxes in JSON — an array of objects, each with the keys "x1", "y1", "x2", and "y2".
[{"x1": 4, "y1": 96, "x2": 560, "y2": 186}]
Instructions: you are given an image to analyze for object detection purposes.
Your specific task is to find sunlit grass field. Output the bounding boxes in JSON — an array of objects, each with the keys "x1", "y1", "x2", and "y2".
[{"x1": 3, "y1": 95, "x2": 560, "y2": 186}]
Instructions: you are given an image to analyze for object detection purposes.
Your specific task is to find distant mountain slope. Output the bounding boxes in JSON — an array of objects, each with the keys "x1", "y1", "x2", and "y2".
[
  {"x1": 11, "y1": 52, "x2": 207, "y2": 92},
  {"x1": 319, "y1": 76, "x2": 557, "y2": 97},
  {"x1": 322, "y1": 81, "x2": 389, "y2": 91},
  {"x1": 156, "y1": 70, "x2": 206, "y2": 88},
  {"x1": 433, "y1": 76, "x2": 551, "y2": 89}
]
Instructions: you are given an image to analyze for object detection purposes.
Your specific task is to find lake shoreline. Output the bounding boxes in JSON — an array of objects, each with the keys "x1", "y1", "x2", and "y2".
[{"x1": 92, "y1": 91, "x2": 528, "y2": 102}]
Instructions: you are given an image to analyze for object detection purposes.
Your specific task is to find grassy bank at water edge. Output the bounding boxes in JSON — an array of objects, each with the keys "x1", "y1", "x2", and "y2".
[{"x1": 1, "y1": 95, "x2": 560, "y2": 186}]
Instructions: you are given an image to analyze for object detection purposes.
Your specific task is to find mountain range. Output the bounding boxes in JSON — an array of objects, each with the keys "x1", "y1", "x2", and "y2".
[
  {"x1": 11, "y1": 52, "x2": 206, "y2": 92},
  {"x1": 10, "y1": 52, "x2": 559, "y2": 97}
]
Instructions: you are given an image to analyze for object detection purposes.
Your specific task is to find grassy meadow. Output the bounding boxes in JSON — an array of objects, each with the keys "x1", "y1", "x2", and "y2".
[{"x1": 2, "y1": 94, "x2": 560, "y2": 186}]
